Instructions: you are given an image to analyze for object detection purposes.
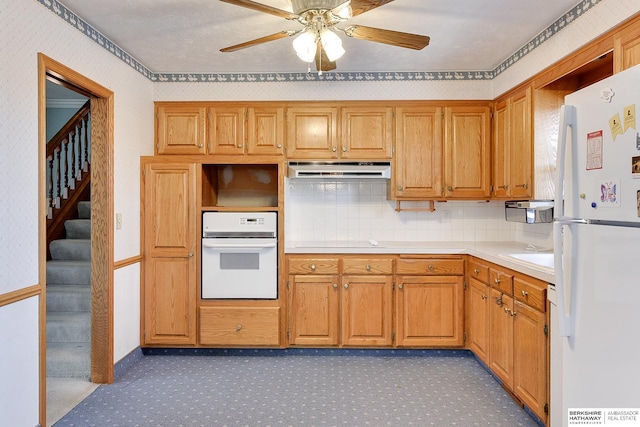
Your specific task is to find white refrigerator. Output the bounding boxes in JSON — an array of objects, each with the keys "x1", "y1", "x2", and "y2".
[{"x1": 552, "y1": 64, "x2": 640, "y2": 426}]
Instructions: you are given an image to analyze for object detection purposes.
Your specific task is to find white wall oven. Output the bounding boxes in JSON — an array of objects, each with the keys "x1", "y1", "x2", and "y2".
[{"x1": 201, "y1": 212, "x2": 277, "y2": 299}]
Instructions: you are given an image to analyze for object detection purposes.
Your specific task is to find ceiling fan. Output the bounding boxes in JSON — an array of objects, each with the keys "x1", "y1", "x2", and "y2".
[{"x1": 219, "y1": 0, "x2": 430, "y2": 73}]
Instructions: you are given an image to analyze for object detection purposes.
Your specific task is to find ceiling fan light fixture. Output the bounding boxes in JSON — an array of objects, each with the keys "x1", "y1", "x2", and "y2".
[
  {"x1": 320, "y1": 28, "x2": 345, "y2": 61},
  {"x1": 293, "y1": 29, "x2": 318, "y2": 62}
]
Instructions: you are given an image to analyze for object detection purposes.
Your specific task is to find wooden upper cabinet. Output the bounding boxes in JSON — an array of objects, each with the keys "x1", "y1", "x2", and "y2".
[
  {"x1": 156, "y1": 104, "x2": 207, "y2": 155},
  {"x1": 393, "y1": 106, "x2": 443, "y2": 199},
  {"x1": 493, "y1": 88, "x2": 533, "y2": 200},
  {"x1": 207, "y1": 106, "x2": 246, "y2": 155},
  {"x1": 340, "y1": 106, "x2": 393, "y2": 159},
  {"x1": 614, "y1": 19, "x2": 640, "y2": 72},
  {"x1": 286, "y1": 106, "x2": 339, "y2": 159},
  {"x1": 247, "y1": 106, "x2": 285, "y2": 156},
  {"x1": 492, "y1": 87, "x2": 533, "y2": 199},
  {"x1": 444, "y1": 105, "x2": 491, "y2": 199}
]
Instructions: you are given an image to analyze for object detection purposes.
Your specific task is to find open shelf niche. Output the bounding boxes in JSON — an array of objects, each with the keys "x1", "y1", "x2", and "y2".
[{"x1": 201, "y1": 164, "x2": 279, "y2": 210}]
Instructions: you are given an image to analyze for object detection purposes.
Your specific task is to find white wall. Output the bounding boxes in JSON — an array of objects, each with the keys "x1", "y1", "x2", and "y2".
[{"x1": 1, "y1": 1, "x2": 153, "y2": 424}]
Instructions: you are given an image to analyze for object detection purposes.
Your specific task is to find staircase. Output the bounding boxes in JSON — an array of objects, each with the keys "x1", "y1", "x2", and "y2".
[{"x1": 46, "y1": 201, "x2": 91, "y2": 379}]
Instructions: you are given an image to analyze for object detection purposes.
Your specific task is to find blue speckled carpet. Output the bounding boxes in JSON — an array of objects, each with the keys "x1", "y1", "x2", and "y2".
[{"x1": 54, "y1": 349, "x2": 542, "y2": 426}]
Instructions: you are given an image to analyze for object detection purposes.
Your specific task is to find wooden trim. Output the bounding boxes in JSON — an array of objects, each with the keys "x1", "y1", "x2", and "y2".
[
  {"x1": 38, "y1": 53, "x2": 115, "y2": 427},
  {"x1": 0, "y1": 285, "x2": 41, "y2": 307},
  {"x1": 114, "y1": 255, "x2": 143, "y2": 270}
]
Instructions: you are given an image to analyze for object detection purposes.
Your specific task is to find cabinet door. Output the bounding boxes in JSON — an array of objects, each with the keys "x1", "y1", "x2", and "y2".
[
  {"x1": 468, "y1": 277, "x2": 490, "y2": 363},
  {"x1": 614, "y1": 22, "x2": 640, "y2": 72},
  {"x1": 444, "y1": 106, "x2": 491, "y2": 199},
  {"x1": 489, "y1": 289, "x2": 514, "y2": 389},
  {"x1": 393, "y1": 107, "x2": 443, "y2": 199},
  {"x1": 513, "y1": 301, "x2": 548, "y2": 422},
  {"x1": 156, "y1": 105, "x2": 206, "y2": 155},
  {"x1": 207, "y1": 107, "x2": 246, "y2": 155},
  {"x1": 340, "y1": 107, "x2": 393, "y2": 159},
  {"x1": 288, "y1": 274, "x2": 340, "y2": 346},
  {"x1": 142, "y1": 162, "x2": 196, "y2": 345},
  {"x1": 247, "y1": 106, "x2": 284, "y2": 156},
  {"x1": 509, "y1": 88, "x2": 533, "y2": 199},
  {"x1": 341, "y1": 275, "x2": 393, "y2": 346},
  {"x1": 492, "y1": 99, "x2": 510, "y2": 198},
  {"x1": 395, "y1": 275, "x2": 464, "y2": 347},
  {"x1": 286, "y1": 106, "x2": 339, "y2": 159}
]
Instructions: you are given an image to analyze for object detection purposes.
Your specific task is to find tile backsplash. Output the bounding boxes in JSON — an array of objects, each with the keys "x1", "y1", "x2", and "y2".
[{"x1": 285, "y1": 178, "x2": 554, "y2": 247}]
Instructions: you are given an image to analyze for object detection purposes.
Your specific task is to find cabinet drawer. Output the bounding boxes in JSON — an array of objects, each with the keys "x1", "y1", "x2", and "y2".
[
  {"x1": 469, "y1": 258, "x2": 490, "y2": 284},
  {"x1": 199, "y1": 307, "x2": 280, "y2": 346},
  {"x1": 490, "y1": 269, "x2": 513, "y2": 295},
  {"x1": 342, "y1": 258, "x2": 393, "y2": 275},
  {"x1": 288, "y1": 257, "x2": 339, "y2": 274},
  {"x1": 514, "y1": 277, "x2": 547, "y2": 312},
  {"x1": 396, "y1": 259, "x2": 464, "y2": 275}
]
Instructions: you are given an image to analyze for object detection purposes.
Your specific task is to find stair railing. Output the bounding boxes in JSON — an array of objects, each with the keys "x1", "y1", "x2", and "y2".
[{"x1": 46, "y1": 100, "x2": 91, "y2": 259}]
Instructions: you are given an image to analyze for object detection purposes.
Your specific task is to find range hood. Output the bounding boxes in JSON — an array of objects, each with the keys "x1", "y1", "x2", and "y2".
[
  {"x1": 287, "y1": 161, "x2": 392, "y2": 179},
  {"x1": 505, "y1": 200, "x2": 554, "y2": 224}
]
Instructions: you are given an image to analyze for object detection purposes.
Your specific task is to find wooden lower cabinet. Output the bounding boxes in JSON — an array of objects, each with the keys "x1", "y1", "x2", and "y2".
[
  {"x1": 489, "y1": 288, "x2": 515, "y2": 388},
  {"x1": 288, "y1": 274, "x2": 340, "y2": 346},
  {"x1": 395, "y1": 256, "x2": 465, "y2": 347},
  {"x1": 287, "y1": 255, "x2": 393, "y2": 347},
  {"x1": 341, "y1": 275, "x2": 393, "y2": 346},
  {"x1": 199, "y1": 306, "x2": 280, "y2": 346},
  {"x1": 467, "y1": 277, "x2": 490, "y2": 363}
]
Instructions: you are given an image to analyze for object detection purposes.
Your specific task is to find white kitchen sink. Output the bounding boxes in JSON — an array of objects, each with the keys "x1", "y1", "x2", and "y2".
[{"x1": 497, "y1": 252, "x2": 554, "y2": 273}]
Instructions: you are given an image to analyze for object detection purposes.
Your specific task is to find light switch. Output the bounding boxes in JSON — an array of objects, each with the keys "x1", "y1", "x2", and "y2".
[{"x1": 116, "y1": 213, "x2": 122, "y2": 229}]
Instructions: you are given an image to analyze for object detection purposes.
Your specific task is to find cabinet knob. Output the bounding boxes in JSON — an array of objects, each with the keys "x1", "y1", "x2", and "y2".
[
  {"x1": 198, "y1": 143, "x2": 204, "y2": 148},
  {"x1": 188, "y1": 252, "x2": 194, "y2": 257},
  {"x1": 521, "y1": 290, "x2": 528, "y2": 297},
  {"x1": 397, "y1": 186, "x2": 403, "y2": 191},
  {"x1": 473, "y1": 268, "x2": 480, "y2": 274},
  {"x1": 495, "y1": 277, "x2": 501, "y2": 284},
  {"x1": 236, "y1": 324, "x2": 242, "y2": 331},
  {"x1": 481, "y1": 294, "x2": 487, "y2": 300},
  {"x1": 523, "y1": 183, "x2": 529, "y2": 189},
  {"x1": 237, "y1": 143, "x2": 243, "y2": 148},
  {"x1": 332, "y1": 147, "x2": 337, "y2": 152},
  {"x1": 310, "y1": 264, "x2": 316, "y2": 271},
  {"x1": 428, "y1": 265, "x2": 434, "y2": 271},
  {"x1": 333, "y1": 283, "x2": 338, "y2": 289},
  {"x1": 500, "y1": 185, "x2": 508, "y2": 189},
  {"x1": 398, "y1": 284, "x2": 403, "y2": 290},
  {"x1": 365, "y1": 264, "x2": 371, "y2": 271},
  {"x1": 447, "y1": 186, "x2": 453, "y2": 191},
  {"x1": 342, "y1": 146, "x2": 347, "y2": 152},
  {"x1": 277, "y1": 143, "x2": 282, "y2": 148},
  {"x1": 344, "y1": 283, "x2": 349, "y2": 289}
]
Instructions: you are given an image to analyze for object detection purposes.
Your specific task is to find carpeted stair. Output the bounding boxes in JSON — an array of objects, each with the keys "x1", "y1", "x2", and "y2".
[{"x1": 46, "y1": 201, "x2": 91, "y2": 379}]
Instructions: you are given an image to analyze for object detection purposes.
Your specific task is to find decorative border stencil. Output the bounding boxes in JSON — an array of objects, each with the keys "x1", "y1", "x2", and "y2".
[{"x1": 36, "y1": 0, "x2": 602, "y2": 83}]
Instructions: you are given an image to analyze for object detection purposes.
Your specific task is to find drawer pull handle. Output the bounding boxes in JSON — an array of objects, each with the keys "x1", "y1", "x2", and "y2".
[
  {"x1": 428, "y1": 265, "x2": 434, "y2": 271},
  {"x1": 310, "y1": 264, "x2": 316, "y2": 271},
  {"x1": 474, "y1": 268, "x2": 480, "y2": 274},
  {"x1": 495, "y1": 277, "x2": 501, "y2": 284},
  {"x1": 365, "y1": 264, "x2": 371, "y2": 271},
  {"x1": 521, "y1": 290, "x2": 528, "y2": 297},
  {"x1": 236, "y1": 325, "x2": 242, "y2": 331}
]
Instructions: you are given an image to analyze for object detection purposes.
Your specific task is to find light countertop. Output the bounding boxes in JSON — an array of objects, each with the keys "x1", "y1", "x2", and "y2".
[{"x1": 285, "y1": 240, "x2": 555, "y2": 283}]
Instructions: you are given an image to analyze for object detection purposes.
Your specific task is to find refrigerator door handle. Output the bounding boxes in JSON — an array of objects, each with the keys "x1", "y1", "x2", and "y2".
[
  {"x1": 554, "y1": 104, "x2": 576, "y2": 220},
  {"x1": 553, "y1": 221, "x2": 574, "y2": 337}
]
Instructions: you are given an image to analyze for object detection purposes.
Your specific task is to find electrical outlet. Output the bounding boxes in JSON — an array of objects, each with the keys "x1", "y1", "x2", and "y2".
[
  {"x1": 116, "y1": 213, "x2": 122, "y2": 229},
  {"x1": 441, "y1": 210, "x2": 451, "y2": 223}
]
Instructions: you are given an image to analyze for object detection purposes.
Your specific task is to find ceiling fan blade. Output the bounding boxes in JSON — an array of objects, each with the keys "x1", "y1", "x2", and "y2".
[
  {"x1": 219, "y1": 0, "x2": 298, "y2": 20},
  {"x1": 315, "y1": 42, "x2": 337, "y2": 72},
  {"x1": 220, "y1": 31, "x2": 294, "y2": 52},
  {"x1": 349, "y1": 0, "x2": 395, "y2": 17},
  {"x1": 344, "y1": 25, "x2": 430, "y2": 50}
]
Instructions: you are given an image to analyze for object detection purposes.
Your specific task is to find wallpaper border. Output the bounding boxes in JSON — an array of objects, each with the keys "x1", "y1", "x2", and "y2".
[{"x1": 37, "y1": 0, "x2": 602, "y2": 83}]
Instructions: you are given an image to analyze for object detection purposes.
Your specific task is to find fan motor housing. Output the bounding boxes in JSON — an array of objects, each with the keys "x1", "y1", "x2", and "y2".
[{"x1": 291, "y1": 0, "x2": 345, "y2": 14}]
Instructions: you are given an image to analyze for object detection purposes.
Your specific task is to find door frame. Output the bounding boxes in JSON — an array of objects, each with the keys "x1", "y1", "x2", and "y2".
[{"x1": 38, "y1": 53, "x2": 115, "y2": 425}]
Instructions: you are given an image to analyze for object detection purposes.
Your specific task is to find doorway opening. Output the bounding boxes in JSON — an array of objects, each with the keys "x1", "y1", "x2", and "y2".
[{"x1": 38, "y1": 54, "x2": 114, "y2": 426}]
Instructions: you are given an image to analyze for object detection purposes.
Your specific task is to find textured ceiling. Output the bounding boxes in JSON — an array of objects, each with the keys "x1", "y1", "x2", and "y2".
[{"x1": 55, "y1": 0, "x2": 581, "y2": 74}]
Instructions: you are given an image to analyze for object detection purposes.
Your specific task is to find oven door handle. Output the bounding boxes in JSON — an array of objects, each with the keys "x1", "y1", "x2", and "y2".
[{"x1": 202, "y1": 241, "x2": 277, "y2": 249}]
